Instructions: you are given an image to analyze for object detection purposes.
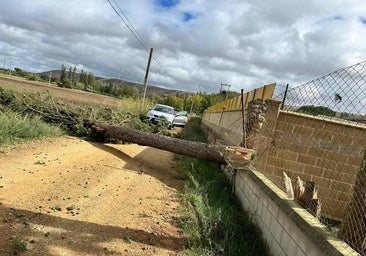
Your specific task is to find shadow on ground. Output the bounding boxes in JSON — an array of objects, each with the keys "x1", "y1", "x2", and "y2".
[
  {"x1": 88, "y1": 142, "x2": 185, "y2": 191},
  {"x1": 0, "y1": 204, "x2": 185, "y2": 255}
]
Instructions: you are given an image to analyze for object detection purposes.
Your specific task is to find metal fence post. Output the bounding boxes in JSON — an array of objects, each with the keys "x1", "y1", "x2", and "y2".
[{"x1": 280, "y1": 84, "x2": 289, "y2": 110}]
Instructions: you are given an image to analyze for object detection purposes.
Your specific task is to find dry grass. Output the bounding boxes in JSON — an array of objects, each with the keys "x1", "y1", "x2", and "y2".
[{"x1": 0, "y1": 73, "x2": 152, "y2": 113}]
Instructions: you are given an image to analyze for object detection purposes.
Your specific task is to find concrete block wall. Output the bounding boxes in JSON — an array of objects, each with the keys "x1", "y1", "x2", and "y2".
[
  {"x1": 203, "y1": 110, "x2": 243, "y2": 145},
  {"x1": 234, "y1": 169, "x2": 358, "y2": 256}
]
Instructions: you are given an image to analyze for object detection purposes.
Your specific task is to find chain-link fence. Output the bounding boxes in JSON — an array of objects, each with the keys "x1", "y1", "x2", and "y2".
[
  {"x1": 272, "y1": 61, "x2": 366, "y2": 254},
  {"x1": 203, "y1": 61, "x2": 365, "y2": 254}
]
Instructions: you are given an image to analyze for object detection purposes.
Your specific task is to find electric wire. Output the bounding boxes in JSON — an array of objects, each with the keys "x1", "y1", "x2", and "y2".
[
  {"x1": 108, "y1": 0, "x2": 150, "y2": 52},
  {"x1": 106, "y1": 0, "x2": 183, "y2": 90},
  {"x1": 106, "y1": 0, "x2": 149, "y2": 52}
]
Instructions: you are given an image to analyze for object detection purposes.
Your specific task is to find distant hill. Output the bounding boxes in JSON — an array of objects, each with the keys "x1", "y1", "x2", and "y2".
[
  {"x1": 98, "y1": 78, "x2": 187, "y2": 96},
  {"x1": 38, "y1": 70, "x2": 192, "y2": 97}
]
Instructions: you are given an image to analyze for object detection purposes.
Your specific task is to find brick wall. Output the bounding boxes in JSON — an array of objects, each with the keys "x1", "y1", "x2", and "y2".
[
  {"x1": 202, "y1": 100, "x2": 362, "y2": 255},
  {"x1": 203, "y1": 100, "x2": 366, "y2": 220},
  {"x1": 264, "y1": 111, "x2": 366, "y2": 220}
]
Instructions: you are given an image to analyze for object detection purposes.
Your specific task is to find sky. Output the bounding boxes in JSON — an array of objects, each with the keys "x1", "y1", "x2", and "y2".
[{"x1": 0, "y1": 0, "x2": 365, "y2": 94}]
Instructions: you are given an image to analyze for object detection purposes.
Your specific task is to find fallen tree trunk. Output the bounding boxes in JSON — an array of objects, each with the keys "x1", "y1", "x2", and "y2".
[
  {"x1": 85, "y1": 121, "x2": 254, "y2": 166},
  {"x1": 0, "y1": 88, "x2": 254, "y2": 166}
]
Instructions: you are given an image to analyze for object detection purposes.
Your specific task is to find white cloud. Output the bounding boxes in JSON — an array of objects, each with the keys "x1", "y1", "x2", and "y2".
[{"x1": 0, "y1": 0, "x2": 365, "y2": 94}]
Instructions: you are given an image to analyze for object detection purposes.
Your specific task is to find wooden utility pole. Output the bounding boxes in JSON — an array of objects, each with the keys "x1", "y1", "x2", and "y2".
[
  {"x1": 189, "y1": 100, "x2": 194, "y2": 114},
  {"x1": 2, "y1": 56, "x2": 7, "y2": 69},
  {"x1": 49, "y1": 70, "x2": 52, "y2": 84},
  {"x1": 142, "y1": 48, "x2": 154, "y2": 104}
]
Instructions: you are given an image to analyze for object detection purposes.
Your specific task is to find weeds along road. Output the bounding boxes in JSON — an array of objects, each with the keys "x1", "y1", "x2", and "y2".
[{"x1": 0, "y1": 136, "x2": 186, "y2": 256}]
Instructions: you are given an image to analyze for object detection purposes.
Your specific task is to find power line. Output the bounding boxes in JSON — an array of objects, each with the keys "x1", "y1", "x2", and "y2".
[
  {"x1": 106, "y1": 0, "x2": 149, "y2": 52},
  {"x1": 106, "y1": 0, "x2": 186, "y2": 91},
  {"x1": 108, "y1": 0, "x2": 166, "y2": 72}
]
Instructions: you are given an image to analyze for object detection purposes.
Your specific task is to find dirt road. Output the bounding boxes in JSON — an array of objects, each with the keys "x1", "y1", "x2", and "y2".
[{"x1": 0, "y1": 137, "x2": 186, "y2": 256}]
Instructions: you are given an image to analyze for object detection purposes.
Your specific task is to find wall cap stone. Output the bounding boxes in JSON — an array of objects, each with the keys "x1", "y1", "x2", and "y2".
[{"x1": 280, "y1": 110, "x2": 366, "y2": 130}]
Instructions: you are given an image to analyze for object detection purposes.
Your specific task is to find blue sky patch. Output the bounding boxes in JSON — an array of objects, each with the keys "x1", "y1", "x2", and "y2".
[
  {"x1": 332, "y1": 15, "x2": 342, "y2": 20},
  {"x1": 316, "y1": 15, "x2": 343, "y2": 25},
  {"x1": 183, "y1": 12, "x2": 197, "y2": 22},
  {"x1": 155, "y1": 0, "x2": 179, "y2": 8}
]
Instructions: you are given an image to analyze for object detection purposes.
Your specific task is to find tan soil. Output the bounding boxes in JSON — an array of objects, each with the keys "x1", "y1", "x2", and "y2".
[{"x1": 0, "y1": 136, "x2": 186, "y2": 256}]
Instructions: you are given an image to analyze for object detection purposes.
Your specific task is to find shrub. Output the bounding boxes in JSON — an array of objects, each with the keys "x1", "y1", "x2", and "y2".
[{"x1": 11, "y1": 237, "x2": 27, "y2": 252}]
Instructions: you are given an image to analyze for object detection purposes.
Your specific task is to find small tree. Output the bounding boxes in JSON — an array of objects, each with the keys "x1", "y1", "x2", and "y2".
[
  {"x1": 163, "y1": 95, "x2": 183, "y2": 110},
  {"x1": 104, "y1": 83, "x2": 114, "y2": 95},
  {"x1": 14, "y1": 68, "x2": 26, "y2": 77},
  {"x1": 297, "y1": 105, "x2": 336, "y2": 117},
  {"x1": 121, "y1": 85, "x2": 139, "y2": 99},
  {"x1": 71, "y1": 66, "x2": 77, "y2": 86},
  {"x1": 79, "y1": 69, "x2": 86, "y2": 84},
  {"x1": 68, "y1": 66, "x2": 72, "y2": 80},
  {"x1": 57, "y1": 64, "x2": 67, "y2": 87},
  {"x1": 86, "y1": 72, "x2": 95, "y2": 90},
  {"x1": 147, "y1": 93, "x2": 162, "y2": 103},
  {"x1": 28, "y1": 73, "x2": 40, "y2": 81}
]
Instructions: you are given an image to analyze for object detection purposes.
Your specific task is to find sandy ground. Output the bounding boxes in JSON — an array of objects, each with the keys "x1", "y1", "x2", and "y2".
[{"x1": 0, "y1": 136, "x2": 186, "y2": 256}]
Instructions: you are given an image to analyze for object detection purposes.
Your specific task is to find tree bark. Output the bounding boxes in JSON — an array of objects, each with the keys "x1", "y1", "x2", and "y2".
[{"x1": 85, "y1": 121, "x2": 254, "y2": 166}]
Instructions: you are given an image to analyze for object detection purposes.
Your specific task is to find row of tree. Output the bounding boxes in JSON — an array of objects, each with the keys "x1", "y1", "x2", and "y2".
[
  {"x1": 1, "y1": 65, "x2": 240, "y2": 114},
  {"x1": 58, "y1": 64, "x2": 95, "y2": 90},
  {"x1": 57, "y1": 64, "x2": 241, "y2": 114}
]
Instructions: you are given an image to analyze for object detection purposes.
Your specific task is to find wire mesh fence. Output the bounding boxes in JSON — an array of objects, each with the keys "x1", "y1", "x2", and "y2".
[
  {"x1": 271, "y1": 61, "x2": 366, "y2": 254},
  {"x1": 203, "y1": 61, "x2": 365, "y2": 254},
  {"x1": 275, "y1": 61, "x2": 366, "y2": 116}
]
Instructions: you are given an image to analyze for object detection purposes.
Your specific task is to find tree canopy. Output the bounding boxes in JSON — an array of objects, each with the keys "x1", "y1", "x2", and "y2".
[{"x1": 297, "y1": 105, "x2": 336, "y2": 117}]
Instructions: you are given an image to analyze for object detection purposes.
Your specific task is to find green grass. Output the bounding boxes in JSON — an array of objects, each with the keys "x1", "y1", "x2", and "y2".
[
  {"x1": 0, "y1": 111, "x2": 63, "y2": 145},
  {"x1": 177, "y1": 118, "x2": 268, "y2": 256},
  {"x1": 178, "y1": 117, "x2": 208, "y2": 143},
  {"x1": 11, "y1": 237, "x2": 27, "y2": 252}
]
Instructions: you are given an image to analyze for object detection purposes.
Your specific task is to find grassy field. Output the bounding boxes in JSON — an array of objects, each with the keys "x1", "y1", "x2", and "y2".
[
  {"x1": 0, "y1": 73, "x2": 152, "y2": 112},
  {"x1": 0, "y1": 74, "x2": 159, "y2": 143}
]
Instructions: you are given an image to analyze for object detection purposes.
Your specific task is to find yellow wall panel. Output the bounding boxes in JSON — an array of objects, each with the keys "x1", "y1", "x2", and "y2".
[{"x1": 205, "y1": 83, "x2": 276, "y2": 112}]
